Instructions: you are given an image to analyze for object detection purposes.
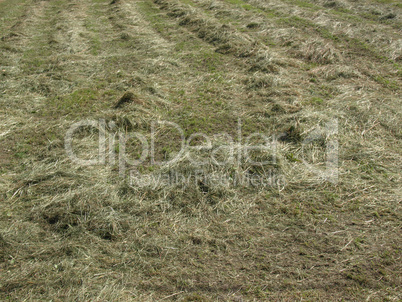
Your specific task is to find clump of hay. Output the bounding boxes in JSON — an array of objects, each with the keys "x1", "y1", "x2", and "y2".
[
  {"x1": 113, "y1": 91, "x2": 142, "y2": 108},
  {"x1": 300, "y1": 39, "x2": 342, "y2": 64}
]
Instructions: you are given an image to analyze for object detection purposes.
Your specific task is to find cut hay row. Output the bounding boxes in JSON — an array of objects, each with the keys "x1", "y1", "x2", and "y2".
[{"x1": 153, "y1": 0, "x2": 283, "y2": 73}]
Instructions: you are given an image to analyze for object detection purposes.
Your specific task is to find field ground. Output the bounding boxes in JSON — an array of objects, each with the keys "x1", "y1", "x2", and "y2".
[{"x1": 0, "y1": 0, "x2": 401, "y2": 300}]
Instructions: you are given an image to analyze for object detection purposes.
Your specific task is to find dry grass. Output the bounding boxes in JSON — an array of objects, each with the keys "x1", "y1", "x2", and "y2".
[{"x1": 0, "y1": 0, "x2": 401, "y2": 300}]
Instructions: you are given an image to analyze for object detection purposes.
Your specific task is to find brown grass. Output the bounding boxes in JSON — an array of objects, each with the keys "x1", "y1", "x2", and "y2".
[{"x1": 0, "y1": 0, "x2": 401, "y2": 300}]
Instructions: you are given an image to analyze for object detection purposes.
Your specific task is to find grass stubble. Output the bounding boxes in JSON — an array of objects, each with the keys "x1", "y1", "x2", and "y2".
[{"x1": 0, "y1": 0, "x2": 401, "y2": 300}]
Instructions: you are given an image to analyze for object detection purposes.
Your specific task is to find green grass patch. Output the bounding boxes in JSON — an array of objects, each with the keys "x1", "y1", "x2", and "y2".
[
  {"x1": 137, "y1": 0, "x2": 175, "y2": 35},
  {"x1": 373, "y1": 75, "x2": 399, "y2": 90},
  {"x1": 224, "y1": 0, "x2": 265, "y2": 13},
  {"x1": 0, "y1": 0, "x2": 27, "y2": 29},
  {"x1": 307, "y1": 97, "x2": 324, "y2": 106},
  {"x1": 45, "y1": 88, "x2": 101, "y2": 116}
]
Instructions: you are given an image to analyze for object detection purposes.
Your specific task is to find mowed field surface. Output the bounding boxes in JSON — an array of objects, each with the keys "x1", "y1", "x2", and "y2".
[{"x1": 0, "y1": 0, "x2": 401, "y2": 300}]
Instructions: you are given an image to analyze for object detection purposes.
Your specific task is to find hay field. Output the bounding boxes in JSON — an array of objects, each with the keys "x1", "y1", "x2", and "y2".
[{"x1": 0, "y1": 0, "x2": 401, "y2": 300}]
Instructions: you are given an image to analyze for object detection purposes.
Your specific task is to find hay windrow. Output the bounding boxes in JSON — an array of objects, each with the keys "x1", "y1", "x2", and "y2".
[{"x1": 153, "y1": 0, "x2": 277, "y2": 69}]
